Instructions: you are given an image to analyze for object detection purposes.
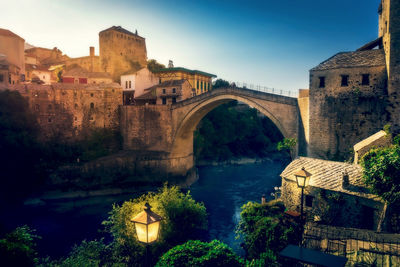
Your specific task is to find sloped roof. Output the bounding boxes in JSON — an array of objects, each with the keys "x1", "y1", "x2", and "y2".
[
  {"x1": 0, "y1": 28, "x2": 24, "y2": 41},
  {"x1": 135, "y1": 90, "x2": 156, "y2": 100},
  {"x1": 280, "y1": 157, "x2": 380, "y2": 201},
  {"x1": 311, "y1": 49, "x2": 386, "y2": 71},
  {"x1": 100, "y1": 26, "x2": 143, "y2": 38},
  {"x1": 153, "y1": 67, "x2": 217, "y2": 78},
  {"x1": 158, "y1": 79, "x2": 188, "y2": 87},
  {"x1": 353, "y1": 130, "x2": 388, "y2": 152}
]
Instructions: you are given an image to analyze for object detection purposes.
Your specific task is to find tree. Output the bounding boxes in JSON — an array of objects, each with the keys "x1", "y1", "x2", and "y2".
[
  {"x1": 213, "y1": 79, "x2": 230, "y2": 89},
  {"x1": 0, "y1": 90, "x2": 43, "y2": 203},
  {"x1": 147, "y1": 59, "x2": 165, "y2": 72},
  {"x1": 236, "y1": 200, "x2": 300, "y2": 261},
  {"x1": 361, "y1": 144, "x2": 400, "y2": 204},
  {"x1": 155, "y1": 240, "x2": 244, "y2": 267},
  {"x1": 0, "y1": 226, "x2": 40, "y2": 267},
  {"x1": 361, "y1": 143, "x2": 400, "y2": 232},
  {"x1": 277, "y1": 138, "x2": 297, "y2": 159},
  {"x1": 102, "y1": 184, "x2": 208, "y2": 266}
]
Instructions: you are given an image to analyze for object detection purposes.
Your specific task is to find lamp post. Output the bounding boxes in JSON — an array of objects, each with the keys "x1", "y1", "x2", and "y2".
[
  {"x1": 294, "y1": 167, "x2": 311, "y2": 220},
  {"x1": 131, "y1": 202, "x2": 163, "y2": 267}
]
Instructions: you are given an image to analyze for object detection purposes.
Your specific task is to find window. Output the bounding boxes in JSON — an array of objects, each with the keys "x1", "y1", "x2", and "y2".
[
  {"x1": 201, "y1": 81, "x2": 203, "y2": 90},
  {"x1": 74, "y1": 117, "x2": 77, "y2": 121},
  {"x1": 208, "y1": 83, "x2": 210, "y2": 90},
  {"x1": 35, "y1": 104, "x2": 40, "y2": 111},
  {"x1": 89, "y1": 116, "x2": 94, "y2": 121},
  {"x1": 162, "y1": 98, "x2": 166, "y2": 105},
  {"x1": 362, "y1": 74, "x2": 370, "y2": 85},
  {"x1": 125, "y1": 81, "x2": 128, "y2": 88},
  {"x1": 305, "y1": 195, "x2": 314, "y2": 207},
  {"x1": 90, "y1": 102, "x2": 94, "y2": 109},
  {"x1": 162, "y1": 89, "x2": 166, "y2": 94},
  {"x1": 48, "y1": 104, "x2": 52, "y2": 110},
  {"x1": 341, "y1": 75, "x2": 349, "y2": 86},
  {"x1": 172, "y1": 88, "x2": 176, "y2": 93},
  {"x1": 159, "y1": 78, "x2": 161, "y2": 84},
  {"x1": 74, "y1": 103, "x2": 78, "y2": 109},
  {"x1": 0, "y1": 74, "x2": 3, "y2": 82},
  {"x1": 319, "y1": 77, "x2": 325, "y2": 88},
  {"x1": 129, "y1": 80, "x2": 131, "y2": 89},
  {"x1": 90, "y1": 93, "x2": 94, "y2": 97},
  {"x1": 172, "y1": 97, "x2": 176, "y2": 104},
  {"x1": 197, "y1": 80, "x2": 199, "y2": 89}
]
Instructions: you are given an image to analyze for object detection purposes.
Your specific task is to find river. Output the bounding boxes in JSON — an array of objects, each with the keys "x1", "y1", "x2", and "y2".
[{"x1": 0, "y1": 159, "x2": 288, "y2": 259}]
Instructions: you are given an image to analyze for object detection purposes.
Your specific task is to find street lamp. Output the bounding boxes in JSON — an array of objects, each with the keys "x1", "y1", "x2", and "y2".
[
  {"x1": 294, "y1": 167, "x2": 311, "y2": 219},
  {"x1": 131, "y1": 202, "x2": 163, "y2": 267},
  {"x1": 131, "y1": 202, "x2": 163, "y2": 244}
]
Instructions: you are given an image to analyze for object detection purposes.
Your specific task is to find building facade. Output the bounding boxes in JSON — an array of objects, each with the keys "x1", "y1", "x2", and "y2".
[
  {"x1": 120, "y1": 67, "x2": 159, "y2": 104},
  {"x1": 99, "y1": 26, "x2": 147, "y2": 81},
  {"x1": 153, "y1": 67, "x2": 216, "y2": 96},
  {"x1": 307, "y1": 0, "x2": 400, "y2": 159},
  {"x1": 280, "y1": 157, "x2": 385, "y2": 230},
  {"x1": 0, "y1": 28, "x2": 25, "y2": 83}
]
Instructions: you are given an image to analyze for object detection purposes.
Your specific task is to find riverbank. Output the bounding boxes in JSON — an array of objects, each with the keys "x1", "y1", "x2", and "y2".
[{"x1": 196, "y1": 151, "x2": 290, "y2": 167}]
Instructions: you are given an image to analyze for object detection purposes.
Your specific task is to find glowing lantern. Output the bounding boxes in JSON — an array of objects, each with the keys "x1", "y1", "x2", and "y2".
[{"x1": 131, "y1": 202, "x2": 162, "y2": 244}]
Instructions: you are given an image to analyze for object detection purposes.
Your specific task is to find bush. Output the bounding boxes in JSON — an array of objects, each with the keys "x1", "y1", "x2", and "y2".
[
  {"x1": 155, "y1": 240, "x2": 244, "y2": 267},
  {"x1": 236, "y1": 200, "x2": 300, "y2": 261},
  {"x1": 0, "y1": 226, "x2": 40, "y2": 267},
  {"x1": 102, "y1": 184, "x2": 208, "y2": 266},
  {"x1": 361, "y1": 144, "x2": 400, "y2": 204}
]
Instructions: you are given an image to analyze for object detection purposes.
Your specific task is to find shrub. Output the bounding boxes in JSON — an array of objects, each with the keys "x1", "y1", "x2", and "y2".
[
  {"x1": 102, "y1": 184, "x2": 208, "y2": 266},
  {"x1": 155, "y1": 240, "x2": 244, "y2": 267}
]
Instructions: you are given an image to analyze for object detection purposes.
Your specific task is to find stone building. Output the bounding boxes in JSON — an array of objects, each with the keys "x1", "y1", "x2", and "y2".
[
  {"x1": 153, "y1": 67, "x2": 216, "y2": 96},
  {"x1": 62, "y1": 66, "x2": 112, "y2": 84},
  {"x1": 25, "y1": 46, "x2": 68, "y2": 68},
  {"x1": 120, "y1": 67, "x2": 159, "y2": 104},
  {"x1": 135, "y1": 79, "x2": 192, "y2": 105},
  {"x1": 25, "y1": 64, "x2": 52, "y2": 85},
  {"x1": 0, "y1": 28, "x2": 25, "y2": 83},
  {"x1": 280, "y1": 157, "x2": 385, "y2": 230},
  {"x1": 99, "y1": 26, "x2": 147, "y2": 81},
  {"x1": 307, "y1": 0, "x2": 400, "y2": 159},
  {"x1": 11, "y1": 83, "x2": 122, "y2": 138},
  {"x1": 65, "y1": 47, "x2": 101, "y2": 73}
]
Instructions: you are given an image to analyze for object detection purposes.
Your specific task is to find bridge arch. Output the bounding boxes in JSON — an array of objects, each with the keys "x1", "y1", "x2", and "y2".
[{"x1": 168, "y1": 88, "x2": 298, "y2": 174}]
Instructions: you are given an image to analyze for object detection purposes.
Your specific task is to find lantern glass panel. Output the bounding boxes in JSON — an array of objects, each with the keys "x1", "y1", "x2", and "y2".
[
  {"x1": 147, "y1": 221, "x2": 160, "y2": 243},
  {"x1": 296, "y1": 176, "x2": 306, "y2": 188},
  {"x1": 134, "y1": 222, "x2": 148, "y2": 243}
]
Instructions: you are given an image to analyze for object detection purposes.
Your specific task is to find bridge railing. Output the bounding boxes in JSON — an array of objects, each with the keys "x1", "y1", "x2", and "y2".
[{"x1": 225, "y1": 81, "x2": 298, "y2": 98}]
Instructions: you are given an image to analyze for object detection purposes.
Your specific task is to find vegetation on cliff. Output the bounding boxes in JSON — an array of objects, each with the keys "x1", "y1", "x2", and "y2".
[
  {"x1": 194, "y1": 101, "x2": 284, "y2": 161},
  {"x1": 0, "y1": 90, "x2": 122, "y2": 204}
]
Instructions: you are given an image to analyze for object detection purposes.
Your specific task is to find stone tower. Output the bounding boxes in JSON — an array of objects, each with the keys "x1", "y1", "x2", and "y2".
[
  {"x1": 379, "y1": 0, "x2": 400, "y2": 95},
  {"x1": 99, "y1": 26, "x2": 147, "y2": 81}
]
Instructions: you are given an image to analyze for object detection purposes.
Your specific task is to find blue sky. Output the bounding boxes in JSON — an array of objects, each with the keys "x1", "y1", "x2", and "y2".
[{"x1": 3, "y1": 0, "x2": 381, "y2": 92}]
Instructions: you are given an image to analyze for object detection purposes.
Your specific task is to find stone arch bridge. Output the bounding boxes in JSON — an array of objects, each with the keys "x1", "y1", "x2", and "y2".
[{"x1": 121, "y1": 87, "x2": 305, "y2": 177}]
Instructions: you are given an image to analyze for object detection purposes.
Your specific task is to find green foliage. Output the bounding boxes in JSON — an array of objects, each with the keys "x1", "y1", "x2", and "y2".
[
  {"x1": 155, "y1": 240, "x2": 244, "y2": 267},
  {"x1": 361, "y1": 145, "x2": 400, "y2": 204},
  {"x1": 213, "y1": 79, "x2": 230, "y2": 89},
  {"x1": 383, "y1": 124, "x2": 392, "y2": 135},
  {"x1": 194, "y1": 101, "x2": 284, "y2": 161},
  {"x1": 0, "y1": 90, "x2": 43, "y2": 202},
  {"x1": 236, "y1": 200, "x2": 300, "y2": 261},
  {"x1": 0, "y1": 226, "x2": 40, "y2": 267},
  {"x1": 55, "y1": 239, "x2": 116, "y2": 267},
  {"x1": 313, "y1": 190, "x2": 345, "y2": 225},
  {"x1": 147, "y1": 59, "x2": 165, "y2": 72},
  {"x1": 102, "y1": 184, "x2": 208, "y2": 266},
  {"x1": 277, "y1": 138, "x2": 297, "y2": 159}
]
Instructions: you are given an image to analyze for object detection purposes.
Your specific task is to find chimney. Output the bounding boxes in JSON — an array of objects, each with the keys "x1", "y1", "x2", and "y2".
[
  {"x1": 342, "y1": 171, "x2": 349, "y2": 189},
  {"x1": 90, "y1": 46, "x2": 95, "y2": 57}
]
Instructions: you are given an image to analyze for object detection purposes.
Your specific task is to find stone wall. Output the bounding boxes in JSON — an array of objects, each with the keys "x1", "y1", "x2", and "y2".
[
  {"x1": 11, "y1": 83, "x2": 122, "y2": 139},
  {"x1": 309, "y1": 66, "x2": 389, "y2": 159},
  {"x1": 120, "y1": 105, "x2": 173, "y2": 152},
  {"x1": 99, "y1": 28, "x2": 147, "y2": 81},
  {"x1": 281, "y1": 177, "x2": 384, "y2": 230}
]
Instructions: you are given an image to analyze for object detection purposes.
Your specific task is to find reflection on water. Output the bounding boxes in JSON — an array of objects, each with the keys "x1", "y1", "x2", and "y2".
[
  {"x1": 0, "y1": 160, "x2": 287, "y2": 258},
  {"x1": 190, "y1": 161, "x2": 287, "y2": 255}
]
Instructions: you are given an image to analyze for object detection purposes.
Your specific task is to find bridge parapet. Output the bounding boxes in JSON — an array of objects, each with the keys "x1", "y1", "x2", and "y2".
[{"x1": 172, "y1": 87, "x2": 298, "y2": 109}]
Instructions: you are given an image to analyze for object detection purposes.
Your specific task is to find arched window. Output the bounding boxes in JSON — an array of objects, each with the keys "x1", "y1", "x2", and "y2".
[
  {"x1": 90, "y1": 103, "x2": 94, "y2": 109},
  {"x1": 172, "y1": 88, "x2": 176, "y2": 93}
]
